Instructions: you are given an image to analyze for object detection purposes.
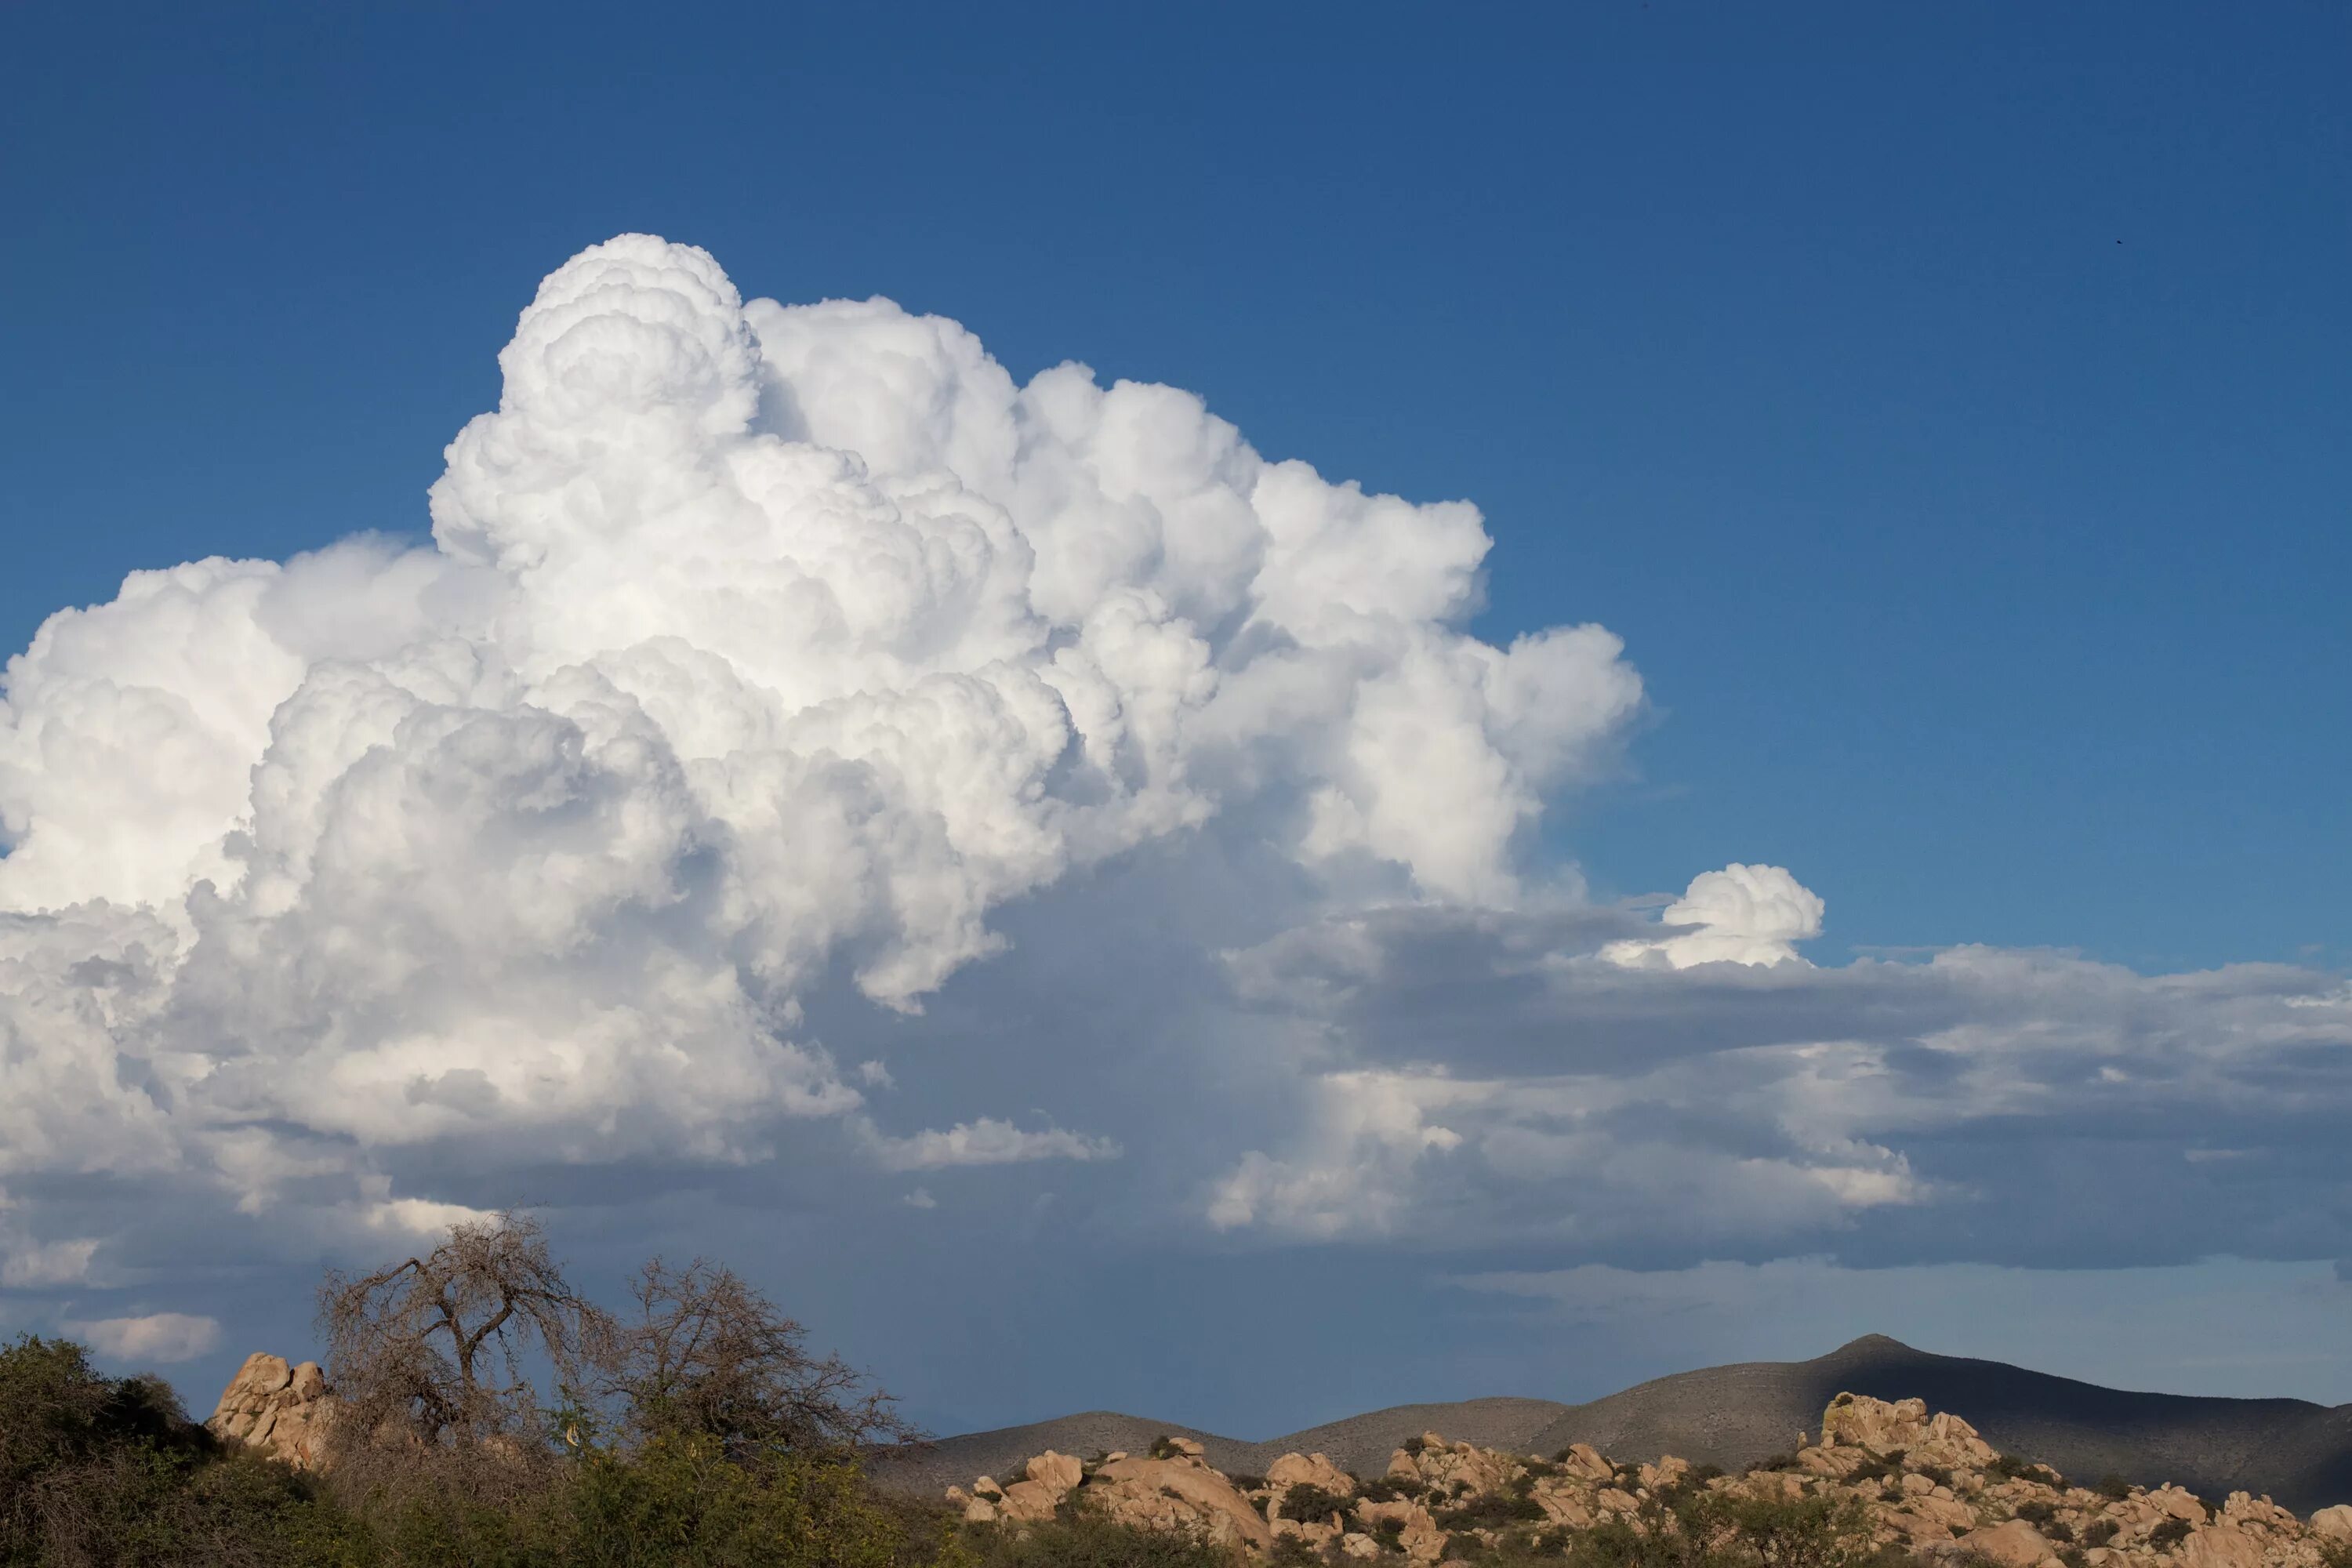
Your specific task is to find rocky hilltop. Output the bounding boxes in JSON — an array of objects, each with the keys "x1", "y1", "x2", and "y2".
[
  {"x1": 205, "y1": 1350, "x2": 336, "y2": 1470},
  {"x1": 874, "y1": 1337, "x2": 2352, "y2": 1515},
  {"x1": 944, "y1": 1394, "x2": 2352, "y2": 1568}
]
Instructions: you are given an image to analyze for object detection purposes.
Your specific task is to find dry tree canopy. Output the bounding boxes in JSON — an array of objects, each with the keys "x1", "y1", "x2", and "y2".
[
  {"x1": 318, "y1": 1210, "x2": 607, "y2": 1459},
  {"x1": 591, "y1": 1257, "x2": 923, "y2": 1454},
  {"x1": 317, "y1": 1212, "x2": 920, "y2": 1475}
]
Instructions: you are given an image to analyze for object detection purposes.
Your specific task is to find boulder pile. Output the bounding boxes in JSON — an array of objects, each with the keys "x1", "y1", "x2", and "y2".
[
  {"x1": 205, "y1": 1351, "x2": 335, "y2": 1471},
  {"x1": 946, "y1": 1394, "x2": 2352, "y2": 1567}
]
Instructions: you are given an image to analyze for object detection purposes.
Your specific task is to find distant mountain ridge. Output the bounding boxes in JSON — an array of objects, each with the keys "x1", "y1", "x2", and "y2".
[{"x1": 869, "y1": 1335, "x2": 2352, "y2": 1515}]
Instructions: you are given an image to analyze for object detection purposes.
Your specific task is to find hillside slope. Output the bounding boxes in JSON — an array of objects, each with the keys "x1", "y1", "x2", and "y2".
[{"x1": 871, "y1": 1336, "x2": 2352, "y2": 1513}]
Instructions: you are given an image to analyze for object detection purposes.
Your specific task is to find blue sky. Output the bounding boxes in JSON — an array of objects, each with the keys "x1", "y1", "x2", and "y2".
[{"x1": 2, "y1": 2, "x2": 2348, "y2": 1434}]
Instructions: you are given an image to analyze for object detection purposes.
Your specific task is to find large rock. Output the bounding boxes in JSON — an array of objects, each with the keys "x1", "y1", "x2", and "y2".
[
  {"x1": 2176, "y1": 1525, "x2": 2263, "y2": 1568},
  {"x1": 1820, "y1": 1392, "x2": 1998, "y2": 1470},
  {"x1": 996, "y1": 1450, "x2": 1086, "y2": 1520},
  {"x1": 1357, "y1": 1499, "x2": 1447, "y2": 1563},
  {"x1": 1027, "y1": 1450, "x2": 1083, "y2": 1494},
  {"x1": 205, "y1": 1352, "x2": 334, "y2": 1471},
  {"x1": 2310, "y1": 1505, "x2": 2352, "y2": 1543},
  {"x1": 1556, "y1": 1443, "x2": 1613, "y2": 1483},
  {"x1": 1091, "y1": 1456, "x2": 1275, "y2": 1552},
  {"x1": 1269, "y1": 1451, "x2": 1355, "y2": 1496},
  {"x1": 1955, "y1": 1520, "x2": 2060, "y2": 1568}
]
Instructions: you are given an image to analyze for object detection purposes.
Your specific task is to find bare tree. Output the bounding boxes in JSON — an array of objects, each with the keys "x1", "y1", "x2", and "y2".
[
  {"x1": 590, "y1": 1257, "x2": 923, "y2": 1457},
  {"x1": 318, "y1": 1210, "x2": 608, "y2": 1479}
]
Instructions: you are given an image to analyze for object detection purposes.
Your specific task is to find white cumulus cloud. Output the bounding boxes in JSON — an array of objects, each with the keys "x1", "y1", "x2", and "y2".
[
  {"x1": 0, "y1": 234, "x2": 1640, "y2": 1240},
  {"x1": 68, "y1": 1312, "x2": 223, "y2": 1363},
  {"x1": 1602, "y1": 863, "x2": 1825, "y2": 970}
]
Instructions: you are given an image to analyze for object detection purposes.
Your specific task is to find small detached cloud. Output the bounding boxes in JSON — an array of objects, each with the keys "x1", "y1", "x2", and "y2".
[
  {"x1": 864, "y1": 1117, "x2": 1122, "y2": 1173},
  {"x1": 1602, "y1": 864, "x2": 1825, "y2": 970},
  {"x1": 1, "y1": 1236, "x2": 100, "y2": 1288},
  {"x1": 67, "y1": 1312, "x2": 222, "y2": 1364}
]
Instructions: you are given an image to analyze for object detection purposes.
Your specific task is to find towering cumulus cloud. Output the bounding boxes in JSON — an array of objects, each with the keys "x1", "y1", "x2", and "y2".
[{"x1": 0, "y1": 236, "x2": 1642, "y2": 1218}]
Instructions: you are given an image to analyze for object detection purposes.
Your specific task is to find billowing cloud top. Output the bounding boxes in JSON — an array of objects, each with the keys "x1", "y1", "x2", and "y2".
[
  {"x1": 0, "y1": 235, "x2": 1639, "y2": 1204},
  {"x1": 5, "y1": 238, "x2": 2349, "y2": 1362}
]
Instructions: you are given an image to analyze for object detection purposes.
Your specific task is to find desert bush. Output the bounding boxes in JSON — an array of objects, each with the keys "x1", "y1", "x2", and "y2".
[
  {"x1": 1435, "y1": 1490, "x2": 1547, "y2": 1530},
  {"x1": 2150, "y1": 1519, "x2": 2192, "y2": 1549},
  {"x1": 2081, "y1": 1520, "x2": 2118, "y2": 1548},
  {"x1": 1988, "y1": 1454, "x2": 2063, "y2": 1488},
  {"x1": 0, "y1": 1334, "x2": 359, "y2": 1567},
  {"x1": 2014, "y1": 1500, "x2": 2056, "y2": 1526},
  {"x1": 589, "y1": 1257, "x2": 919, "y2": 1457},
  {"x1": 551, "y1": 1436, "x2": 907, "y2": 1568},
  {"x1": 1280, "y1": 1483, "x2": 1352, "y2": 1523},
  {"x1": 2095, "y1": 1475, "x2": 2132, "y2": 1501},
  {"x1": 963, "y1": 1511, "x2": 1242, "y2": 1568}
]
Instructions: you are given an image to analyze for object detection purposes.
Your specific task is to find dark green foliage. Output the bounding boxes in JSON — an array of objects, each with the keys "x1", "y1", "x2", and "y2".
[
  {"x1": 2095, "y1": 1475, "x2": 2133, "y2": 1502},
  {"x1": 1435, "y1": 1490, "x2": 1547, "y2": 1530},
  {"x1": 1690, "y1": 1465, "x2": 1725, "y2": 1484},
  {"x1": 1842, "y1": 1455, "x2": 1895, "y2": 1486},
  {"x1": 1280, "y1": 1483, "x2": 1352, "y2": 1523},
  {"x1": 0, "y1": 1334, "x2": 359, "y2": 1566},
  {"x1": 2150, "y1": 1519, "x2": 2192, "y2": 1549},
  {"x1": 1269, "y1": 1531, "x2": 1326, "y2": 1568},
  {"x1": 962, "y1": 1511, "x2": 1243, "y2": 1568},
  {"x1": 1356, "y1": 1477, "x2": 1418, "y2": 1504},
  {"x1": 1402, "y1": 1437, "x2": 1429, "y2": 1457},
  {"x1": 1989, "y1": 1454, "x2": 2064, "y2": 1488},
  {"x1": 1550, "y1": 1489, "x2": 1892, "y2": 1568},
  {"x1": 2082, "y1": 1519, "x2": 2119, "y2": 1548},
  {"x1": 1744, "y1": 1455, "x2": 1799, "y2": 1475},
  {"x1": 2014, "y1": 1501, "x2": 2056, "y2": 1526},
  {"x1": 1913, "y1": 1464, "x2": 1953, "y2": 1489}
]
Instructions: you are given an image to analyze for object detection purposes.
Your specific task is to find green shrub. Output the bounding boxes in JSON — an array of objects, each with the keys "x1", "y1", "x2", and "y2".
[
  {"x1": 0, "y1": 1334, "x2": 361, "y2": 1567},
  {"x1": 1436, "y1": 1491, "x2": 1547, "y2": 1530},
  {"x1": 2095, "y1": 1475, "x2": 2132, "y2": 1501},
  {"x1": 2150, "y1": 1519, "x2": 2192, "y2": 1549},
  {"x1": 963, "y1": 1508, "x2": 1243, "y2": 1568},
  {"x1": 1269, "y1": 1532, "x2": 1327, "y2": 1567},
  {"x1": 1281, "y1": 1483, "x2": 1352, "y2": 1522},
  {"x1": 2082, "y1": 1520, "x2": 2118, "y2": 1548},
  {"x1": 1989, "y1": 1454, "x2": 2064, "y2": 1488}
]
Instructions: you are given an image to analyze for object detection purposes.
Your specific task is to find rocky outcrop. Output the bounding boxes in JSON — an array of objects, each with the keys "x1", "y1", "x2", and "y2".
[
  {"x1": 205, "y1": 1352, "x2": 334, "y2": 1471},
  {"x1": 946, "y1": 1394, "x2": 2352, "y2": 1566}
]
